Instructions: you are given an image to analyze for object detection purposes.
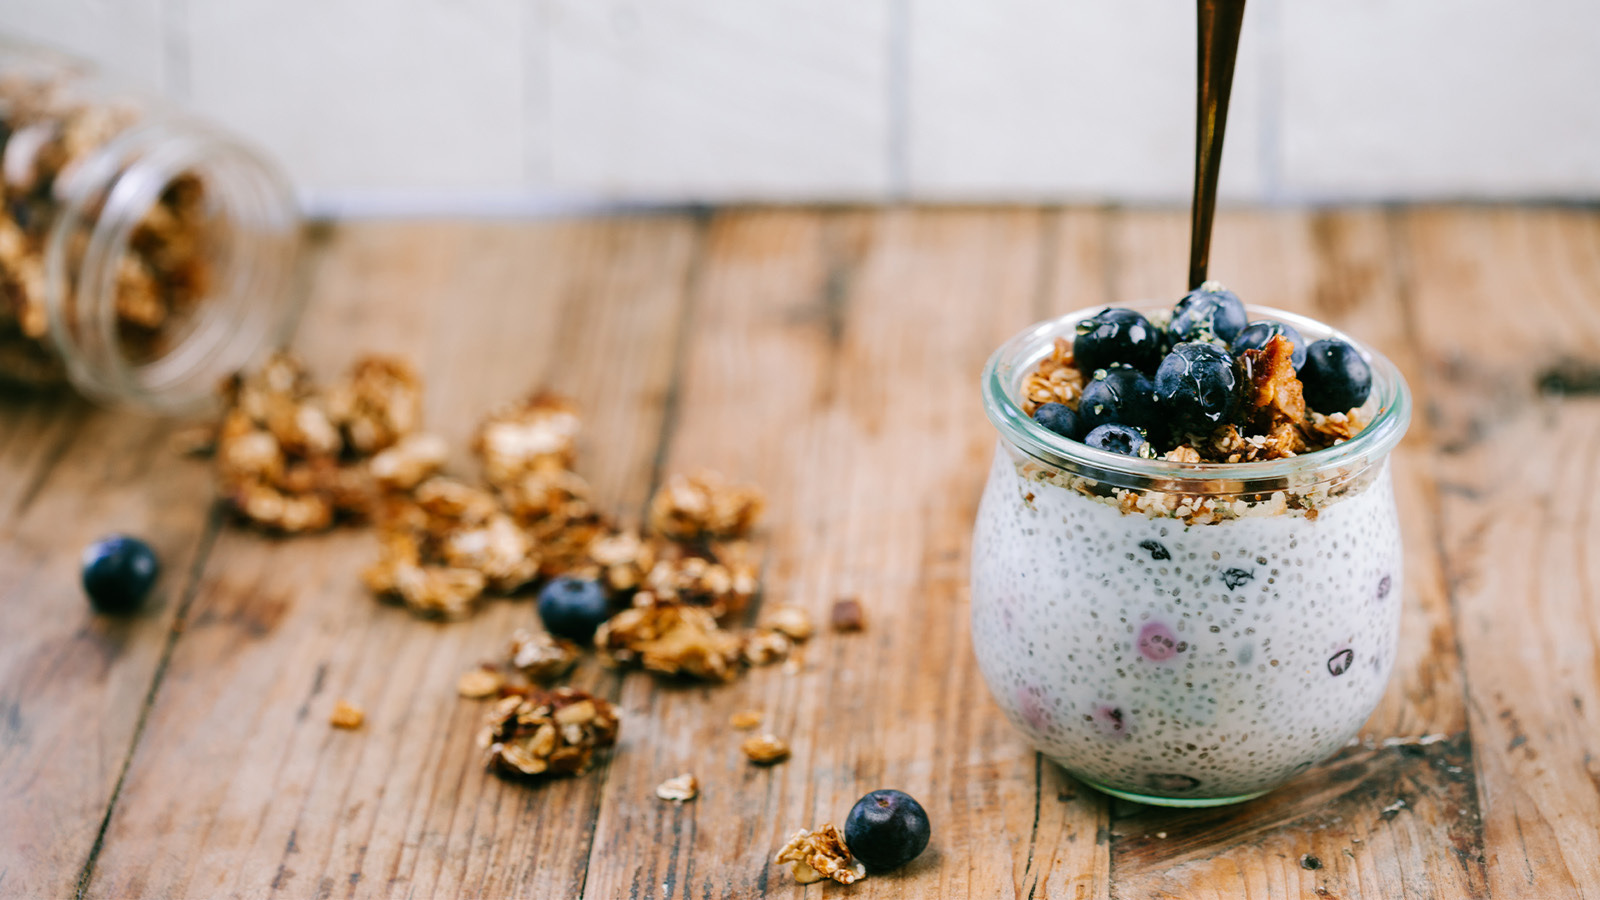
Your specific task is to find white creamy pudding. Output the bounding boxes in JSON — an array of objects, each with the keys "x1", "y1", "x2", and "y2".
[{"x1": 970, "y1": 450, "x2": 1401, "y2": 802}]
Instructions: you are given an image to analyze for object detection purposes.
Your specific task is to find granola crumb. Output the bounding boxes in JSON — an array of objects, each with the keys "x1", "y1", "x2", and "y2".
[
  {"x1": 508, "y1": 629, "x2": 581, "y2": 683},
  {"x1": 330, "y1": 700, "x2": 365, "y2": 729},
  {"x1": 742, "y1": 733, "x2": 790, "y2": 765},
  {"x1": 830, "y1": 598, "x2": 865, "y2": 632},
  {"x1": 740, "y1": 628, "x2": 793, "y2": 667},
  {"x1": 457, "y1": 667, "x2": 505, "y2": 699},
  {"x1": 480, "y1": 687, "x2": 620, "y2": 779},
  {"x1": 764, "y1": 605, "x2": 814, "y2": 642},
  {"x1": 730, "y1": 710, "x2": 764, "y2": 731},
  {"x1": 773, "y1": 825, "x2": 866, "y2": 885},
  {"x1": 655, "y1": 773, "x2": 699, "y2": 803},
  {"x1": 648, "y1": 472, "x2": 765, "y2": 541}
]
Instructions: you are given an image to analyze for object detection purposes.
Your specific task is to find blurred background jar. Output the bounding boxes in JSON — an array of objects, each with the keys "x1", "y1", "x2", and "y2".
[{"x1": 0, "y1": 37, "x2": 300, "y2": 414}]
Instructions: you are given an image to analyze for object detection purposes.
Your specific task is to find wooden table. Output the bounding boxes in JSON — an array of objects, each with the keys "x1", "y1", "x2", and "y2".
[{"x1": 3, "y1": 207, "x2": 1597, "y2": 899}]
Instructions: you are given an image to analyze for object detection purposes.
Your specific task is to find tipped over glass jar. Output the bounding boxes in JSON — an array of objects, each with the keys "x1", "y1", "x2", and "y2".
[
  {"x1": 970, "y1": 290, "x2": 1412, "y2": 807},
  {"x1": 0, "y1": 38, "x2": 300, "y2": 413}
]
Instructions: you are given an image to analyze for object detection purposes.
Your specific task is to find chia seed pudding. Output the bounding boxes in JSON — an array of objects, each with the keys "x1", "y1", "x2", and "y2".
[{"x1": 970, "y1": 294, "x2": 1411, "y2": 806}]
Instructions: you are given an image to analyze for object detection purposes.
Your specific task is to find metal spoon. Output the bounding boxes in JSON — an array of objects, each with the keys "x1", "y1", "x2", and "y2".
[{"x1": 1188, "y1": 0, "x2": 1248, "y2": 290}]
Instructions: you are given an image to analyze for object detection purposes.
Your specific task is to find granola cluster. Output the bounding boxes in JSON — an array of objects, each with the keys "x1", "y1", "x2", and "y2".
[
  {"x1": 214, "y1": 352, "x2": 423, "y2": 533},
  {"x1": 0, "y1": 73, "x2": 215, "y2": 386},
  {"x1": 479, "y1": 687, "x2": 620, "y2": 779},
  {"x1": 774, "y1": 825, "x2": 866, "y2": 886},
  {"x1": 648, "y1": 472, "x2": 765, "y2": 541},
  {"x1": 595, "y1": 594, "x2": 814, "y2": 682},
  {"x1": 1020, "y1": 337, "x2": 1086, "y2": 415}
]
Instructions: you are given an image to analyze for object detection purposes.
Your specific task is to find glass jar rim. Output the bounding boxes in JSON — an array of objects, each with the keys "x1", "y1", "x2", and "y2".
[{"x1": 981, "y1": 301, "x2": 1412, "y2": 490}]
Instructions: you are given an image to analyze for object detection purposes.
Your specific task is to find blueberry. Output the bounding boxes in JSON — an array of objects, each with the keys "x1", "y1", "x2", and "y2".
[
  {"x1": 1299, "y1": 339, "x2": 1372, "y2": 413},
  {"x1": 844, "y1": 789, "x2": 930, "y2": 873},
  {"x1": 1078, "y1": 367, "x2": 1159, "y2": 433},
  {"x1": 1153, "y1": 341, "x2": 1240, "y2": 432},
  {"x1": 537, "y1": 576, "x2": 612, "y2": 642},
  {"x1": 1032, "y1": 402, "x2": 1080, "y2": 440},
  {"x1": 81, "y1": 534, "x2": 160, "y2": 614},
  {"x1": 1170, "y1": 281, "x2": 1247, "y2": 344},
  {"x1": 1231, "y1": 320, "x2": 1307, "y2": 371},
  {"x1": 1084, "y1": 423, "x2": 1152, "y2": 458},
  {"x1": 1074, "y1": 308, "x2": 1163, "y2": 374}
]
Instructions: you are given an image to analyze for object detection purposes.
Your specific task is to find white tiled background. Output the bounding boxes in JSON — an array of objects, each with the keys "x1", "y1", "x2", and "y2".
[{"x1": 6, "y1": 0, "x2": 1598, "y2": 210}]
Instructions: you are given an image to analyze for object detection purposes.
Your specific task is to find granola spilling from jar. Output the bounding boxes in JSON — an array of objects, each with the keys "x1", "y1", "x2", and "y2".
[
  {"x1": 0, "y1": 72, "x2": 215, "y2": 385},
  {"x1": 1021, "y1": 282, "x2": 1374, "y2": 464}
]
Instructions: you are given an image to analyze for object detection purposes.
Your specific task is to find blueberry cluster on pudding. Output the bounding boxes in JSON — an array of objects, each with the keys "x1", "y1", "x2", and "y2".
[{"x1": 970, "y1": 284, "x2": 1411, "y2": 806}]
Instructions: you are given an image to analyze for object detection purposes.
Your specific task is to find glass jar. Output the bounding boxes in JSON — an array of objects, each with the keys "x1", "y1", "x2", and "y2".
[
  {"x1": 0, "y1": 38, "x2": 300, "y2": 414},
  {"x1": 971, "y1": 301, "x2": 1412, "y2": 806}
]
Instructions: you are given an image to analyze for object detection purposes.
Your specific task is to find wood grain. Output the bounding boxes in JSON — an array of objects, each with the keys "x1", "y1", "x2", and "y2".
[
  {"x1": 0, "y1": 395, "x2": 216, "y2": 900},
  {"x1": 1400, "y1": 208, "x2": 1600, "y2": 900},
  {"x1": 81, "y1": 218, "x2": 699, "y2": 898},
  {"x1": 3, "y1": 207, "x2": 1598, "y2": 899}
]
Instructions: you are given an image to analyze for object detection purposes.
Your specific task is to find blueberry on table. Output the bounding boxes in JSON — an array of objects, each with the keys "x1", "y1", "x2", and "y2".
[
  {"x1": 1232, "y1": 320, "x2": 1307, "y2": 371},
  {"x1": 1078, "y1": 367, "x2": 1159, "y2": 433},
  {"x1": 1299, "y1": 339, "x2": 1372, "y2": 413},
  {"x1": 844, "y1": 789, "x2": 931, "y2": 873},
  {"x1": 1154, "y1": 341, "x2": 1240, "y2": 432},
  {"x1": 1083, "y1": 423, "x2": 1153, "y2": 458},
  {"x1": 1074, "y1": 307, "x2": 1163, "y2": 373},
  {"x1": 1169, "y1": 281, "x2": 1247, "y2": 344},
  {"x1": 81, "y1": 534, "x2": 160, "y2": 614},
  {"x1": 1032, "y1": 402, "x2": 1081, "y2": 440},
  {"x1": 537, "y1": 576, "x2": 612, "y2": 642}
]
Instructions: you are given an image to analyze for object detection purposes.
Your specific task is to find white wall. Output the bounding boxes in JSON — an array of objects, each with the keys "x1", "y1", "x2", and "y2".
[{"x1": 4, "y1": 0, "x2": 1598, "y2": 211}]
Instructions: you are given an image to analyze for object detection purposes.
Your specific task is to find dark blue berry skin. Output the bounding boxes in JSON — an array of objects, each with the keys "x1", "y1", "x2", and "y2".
[
  {"x1": 1231, "y1": 320, "x2": 1307, "y2": 371},
  {"x1": 537, "y1": 577, "x2": 612, "y2": 642},
  {"x1": 844, "y1": 790, "x2": 930, "y2": 873},
  {"x1": 1169, "y1": 282, "x2": 1247, "y2": 344},
  {"x1": 1032, "y1": 402, "x2": 1081, "y2": 440},
  {"x1": 1074, "y1": 308, "x2": 1163, "y2": 374},
  {"x1": 1084, "y1": 423, "x2": 1152, "y2": 458},
  {"x1": 1078, "y1": 367, "x2": 1159, "y2": 434},
  {"x1": 1154, "y1": 341, "x2": 1240, "y2": 432},
  {"x1": 1299, "y1": 339, "x2": 1372, "y2": 413},
  {"x1": 82, "y1": 535, "x2": 160, "y2": 614}
]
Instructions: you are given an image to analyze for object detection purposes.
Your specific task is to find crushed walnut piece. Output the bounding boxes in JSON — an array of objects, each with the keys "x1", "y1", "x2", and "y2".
[
  {"x1": 508, "y1": 628, "x2": 581, "y2": 683},
  {"x1": 742, "y1": 733, "x2": 791, "y2": 765},
  {"x1": 480, "y1": 687, "x2": 620, "y2": 779},
  {"x1": 774, "y1": 825, "x2": 866, "y2": 885},
  {"x1": 329, "y1": 700, "x2": 365, "y2": 729},
  {"x1": 1020, "y1": 336, "x2": 1085, "y2": 415},
  {"x1": 458, "y1": 667, "x2": 506, "y2": 699},
  {"x1": 763, "y1": 605, "x2": 814, "y2": 642},
  {"x1": 595, "y1": 596, "x2": 743, "y2": 682},
  {"x1": 655, "y1": 773, "x2": 699, "y2": 803},
  {"x1": 730, "y1": 710, "x2": 764, "y2": 730},
  {"x1": 648, "y1": 472, "x2": 765, "y2": 541}
]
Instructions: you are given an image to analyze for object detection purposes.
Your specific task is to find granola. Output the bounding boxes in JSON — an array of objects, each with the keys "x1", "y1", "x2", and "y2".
[
  {"x1": 643, "y1": 541, "x2": 759, "y2": 621},
  {"x1": 763, "y1": 605, "x2": 814, "y2": 642},
  {"x1": 330, "y1": 700, "x2": 365, "y2": 729},
  {"x1": 741, "y1": 733, "x2": 791, "y2": 765},
  {"x1": 473, "y1": 393, "x2": 581, "y2": 485},
  {"x1": 480, "y1": 687, "x2": 620, "y2": 778},
  {"x1": 655, "y1": 773, "x2": 699, "y2": 803},
  {"x1": 457, "y1": 667, "x2": 506, "y2": 699},
  {"x1": 594, "y1": 596, "x2": 743, "y2": 682},
  {"x1": 648, "y1": 472, "x2": 765, "y2": 541},
  {"x1": 508, "y1": 628, "x2": 580, "y2": 682},
  {"x1": 740, "y1": 629, "x2": 793, "y2": 667},
  {"x1": 729, "y1": 710, "x2": 764, "y2": 731},
  {"x1": 830, "y1": 598, "x2": 866, "y2": 632},
  {"x1": 774, "y1": 825, "x2": 866, "y2": 885},
  {"x1": 1020, "y1": 337, "x2": 1085, "y2": 415}
]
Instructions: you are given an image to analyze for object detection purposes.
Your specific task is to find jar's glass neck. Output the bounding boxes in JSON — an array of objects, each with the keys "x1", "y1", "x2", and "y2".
[
  {"x1": 43, "y1": 115, "x2": 301, "y2": 415},
  {"x1": 983, "y1": 303, "x2": 1412, "y2": 496}
]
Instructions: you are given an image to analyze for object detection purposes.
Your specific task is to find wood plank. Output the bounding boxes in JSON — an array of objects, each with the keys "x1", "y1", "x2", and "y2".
[
  {"x1": 1099, "y1": 209, "x2": 1486, "y2": 899},
  {"x1": 82, "y1": 217, "x2": 701, "y2": 898},
  {"x1": 575, "y1": 208, "x2": 1111, "y2": 898},
  {"x1": 0, "y1": 396, "x2": 216, "y2": 900},
  {"x1": 1399, "y1": 207, "x2": 1600, "y2": 899}
]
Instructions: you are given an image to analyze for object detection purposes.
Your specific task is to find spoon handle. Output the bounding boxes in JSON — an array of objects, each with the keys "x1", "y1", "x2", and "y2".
[{"x1": 1188, "y1": 0, "x2": 1248, "y2": 290}]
